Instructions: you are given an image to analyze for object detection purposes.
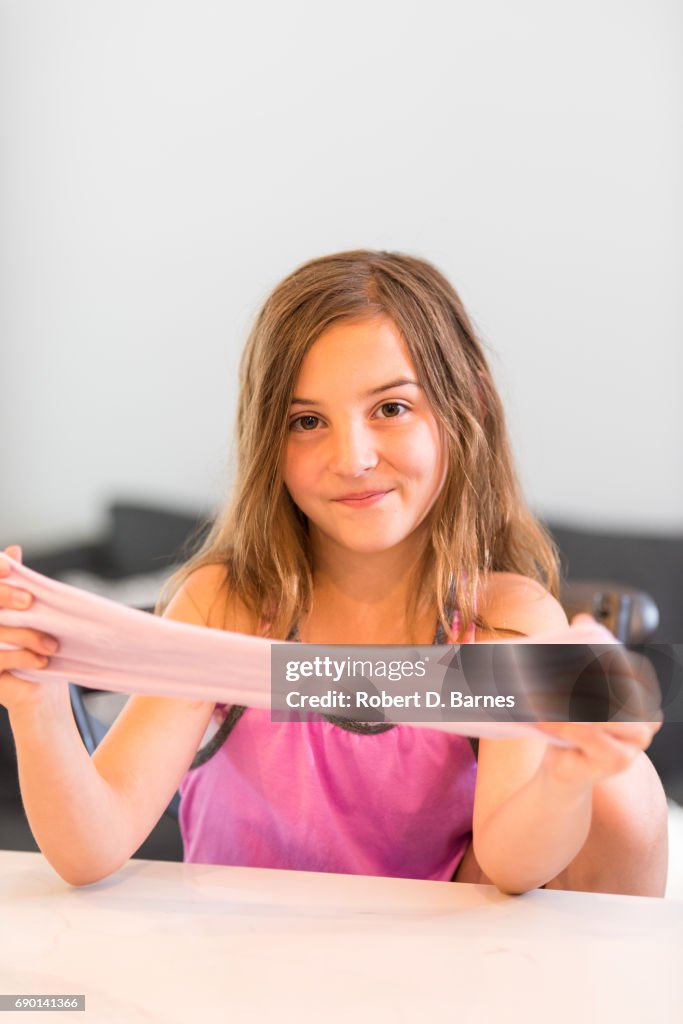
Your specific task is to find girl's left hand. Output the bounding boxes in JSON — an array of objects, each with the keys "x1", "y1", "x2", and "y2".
[
  {"x1": 517, "y1": 611, "x2": 663, "y2": 789},
  {"x1": 534, "y1": 719, "x2": 662, "y2": 790}
]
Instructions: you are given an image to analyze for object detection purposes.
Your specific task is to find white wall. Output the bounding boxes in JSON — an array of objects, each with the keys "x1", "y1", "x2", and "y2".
[{"x1": 1, "y1": 0, "x2": 681, "y2": 549}]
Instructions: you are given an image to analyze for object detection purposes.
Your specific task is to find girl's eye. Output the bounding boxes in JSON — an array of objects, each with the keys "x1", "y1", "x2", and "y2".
[
  {"x1": 290, "y1": 415, "x2": 320, "y2": 432},
  {"x1": 289, "y1": 402, "x2": 409, "y2": 432},
  {"x1": 377, "y1": 402, "x2": 408, "y2": 419}
]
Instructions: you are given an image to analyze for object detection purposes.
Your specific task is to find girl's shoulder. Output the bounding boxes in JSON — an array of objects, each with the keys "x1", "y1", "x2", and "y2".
[
  {"x1": 180, "y1": 563, "x2": 260, "y2": 635},
  {"x1": 476, "y1": 571, "x2": 568, "y2": 639}
]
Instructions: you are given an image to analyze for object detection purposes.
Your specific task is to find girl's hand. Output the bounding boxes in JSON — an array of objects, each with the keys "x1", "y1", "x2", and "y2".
[
  {"x1": 0, "y1": 545, "x2": 62, "y2": 715},
  {"x1": 534, "y1": 719, "x2": 662, "y2": 789},
  {"x1": 520, "y1": 613, "x2": 663, "y2": 789}
]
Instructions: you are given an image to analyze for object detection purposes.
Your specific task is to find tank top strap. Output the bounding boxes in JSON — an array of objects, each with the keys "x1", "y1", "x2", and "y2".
[
  {"x1": 285, "y1": 620, "x2": 299, "y2": 642},
  {"x1": 189, "y1": 704, "x2": 248, "y2": 769},
  {"x1": 449, "y1": 610, "x2": 477, "y2": 644}
]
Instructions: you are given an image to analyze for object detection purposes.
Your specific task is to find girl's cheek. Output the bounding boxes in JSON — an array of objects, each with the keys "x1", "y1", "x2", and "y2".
[
  {"x1": 285, "y1": 451, "x2": 321, "y2": 494},
  {"x1": 395, "y1": 432, "x2": 428, "y2": 464}
]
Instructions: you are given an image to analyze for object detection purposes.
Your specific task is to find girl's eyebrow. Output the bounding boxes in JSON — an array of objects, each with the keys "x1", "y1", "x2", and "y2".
[{"x1": 290, "y1": 377, "x2": 420, "y2": 406}]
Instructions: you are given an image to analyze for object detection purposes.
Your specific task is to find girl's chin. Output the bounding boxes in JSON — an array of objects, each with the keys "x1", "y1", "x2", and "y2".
[{"x1": 326, "y1": 527, "x2": 416, "y2": 552}]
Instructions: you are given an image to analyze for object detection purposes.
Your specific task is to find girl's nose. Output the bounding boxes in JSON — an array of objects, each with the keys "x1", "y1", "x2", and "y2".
[{"x1": 327, "y1": 422, "x2": 378, "y2": 476}]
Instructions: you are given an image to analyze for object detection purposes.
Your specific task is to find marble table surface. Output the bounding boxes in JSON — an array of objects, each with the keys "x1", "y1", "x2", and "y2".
[{"x1": 1, "y1": 849, "x2": 681, "y2": 1023}]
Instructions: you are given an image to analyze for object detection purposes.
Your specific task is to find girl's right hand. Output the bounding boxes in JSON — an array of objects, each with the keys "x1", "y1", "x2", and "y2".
[{"x1": 0, "y1": 544, "x2": 62, "y2": 715}]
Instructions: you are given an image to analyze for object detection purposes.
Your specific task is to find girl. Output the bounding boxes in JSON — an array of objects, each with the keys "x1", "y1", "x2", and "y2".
[{"x1": 0, "y1": 250, "x2": 668, "y2": 895}]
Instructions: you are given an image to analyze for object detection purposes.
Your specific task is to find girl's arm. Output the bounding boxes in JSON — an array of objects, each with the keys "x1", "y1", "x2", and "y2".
[
  {"x1": 473, "y1": 728, "x2": 662, "y2": 895},
  {"x1": 469, "y1": 573, "x2": 663, "y2": 894},
  {"x1": 7, "y1": 563, "x2": 245, "y2": 886},
  {"x1": 473, "y1": 734, "x2": 592, "y2": 893},
  {"x1": 9, "y1": 680, "x2": 215, "y2": 887}
]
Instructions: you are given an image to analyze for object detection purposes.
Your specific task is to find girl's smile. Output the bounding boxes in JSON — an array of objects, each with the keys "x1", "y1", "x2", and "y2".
[
  {"x1": 283, "y1": 316, "x2": 447, "y2": 556},
  {"x1": 332, "y1": 490, "x2": 393, "y2": 508}
]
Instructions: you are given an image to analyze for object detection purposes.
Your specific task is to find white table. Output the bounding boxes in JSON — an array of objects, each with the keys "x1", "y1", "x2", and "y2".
[{"x1": 1, "y1": 849, "x2": 681, "y2": 1023}]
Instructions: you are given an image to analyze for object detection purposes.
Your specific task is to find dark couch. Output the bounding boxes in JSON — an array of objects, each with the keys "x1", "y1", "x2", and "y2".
[{"x1": 545, "y1": 520, "x2": 683, "y2": 802}]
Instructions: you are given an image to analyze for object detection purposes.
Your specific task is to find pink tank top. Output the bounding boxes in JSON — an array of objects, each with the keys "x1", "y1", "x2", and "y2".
[{"x1": 178, "y1": 607, "x2": 478, "y2": 881}]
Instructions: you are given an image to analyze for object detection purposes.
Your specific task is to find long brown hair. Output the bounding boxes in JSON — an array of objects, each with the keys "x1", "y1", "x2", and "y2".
[{"x1": 156, "y1": 249, "x2": 560, "y2": 640}]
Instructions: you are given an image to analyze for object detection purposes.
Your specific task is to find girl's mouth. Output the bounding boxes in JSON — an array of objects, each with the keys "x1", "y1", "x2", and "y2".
[{"x1": 333, "y1": 490, "x2": 392, "y2": 508}]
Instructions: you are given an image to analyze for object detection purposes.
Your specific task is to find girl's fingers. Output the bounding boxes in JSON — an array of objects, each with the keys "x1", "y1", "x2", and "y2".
[
  {"x1": 0, "y1": 549, "x2": 53, "y2": 677},
  {"x1": 0, "y1": 675, "x2": 37, "y2": 695},
  {"x1": 0, "y1": 648, "x2": 51, "y2": 671},
  {"x1": 0, "y1": 626, "x2": 58, "y2": 655},
  {"x1": 0, "y1": 547, "x2": 28, "y2": 606},
  {"x1": 540, "y1": 724, "x2": 646, "y2": 783},
  {"x1": 569, "y1": 613, "x2": 600, "y2": 629},
  {"x1": 571, "y1": 726, "x2": 640, "y2": 770},
  {"x1": 598, "y1": 720, "x2": 661, "y2": 745},
  {"x1": 536, "y1": 720, "x2": 658, "y2": 751},
  {"x1": 568, "y1": 615, "x2": 618, "y2": 643},
  {"x1": 0, "y1": 583, "x2": 32, "y2": 608}
]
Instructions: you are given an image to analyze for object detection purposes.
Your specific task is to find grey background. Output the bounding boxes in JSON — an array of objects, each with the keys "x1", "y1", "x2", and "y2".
[{"x1": 1, "y1": 0, "x2": 681, "y2": 549}]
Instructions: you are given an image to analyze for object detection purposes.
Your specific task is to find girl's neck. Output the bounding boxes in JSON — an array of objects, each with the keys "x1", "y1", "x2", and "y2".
[{"x1": 303, "y1": 527, "x2": 436, "y2": 644}]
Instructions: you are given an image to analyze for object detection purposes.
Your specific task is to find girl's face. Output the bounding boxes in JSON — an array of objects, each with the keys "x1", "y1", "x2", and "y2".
[{"x1": 283, "y1": 316, "x2": 448, "y2": 556}]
